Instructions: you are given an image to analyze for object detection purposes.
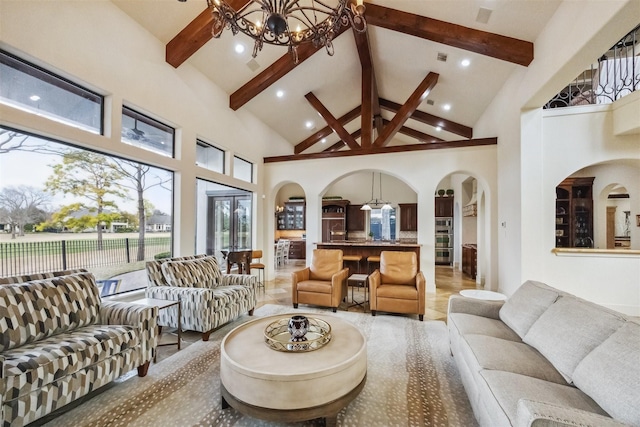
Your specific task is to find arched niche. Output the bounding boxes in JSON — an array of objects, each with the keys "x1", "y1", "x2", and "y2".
[{"x1": 554, "y1": 159, "x2": 639, "y2": 251}]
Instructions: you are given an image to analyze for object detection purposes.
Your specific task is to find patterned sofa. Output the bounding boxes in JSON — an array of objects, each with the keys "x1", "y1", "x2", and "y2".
[
  {"x1": 0, "y1": 270, "x2": 158, "y2": 427},
  {"x1": 145, "y1": 254, "x2": 257, "y2": 341}
]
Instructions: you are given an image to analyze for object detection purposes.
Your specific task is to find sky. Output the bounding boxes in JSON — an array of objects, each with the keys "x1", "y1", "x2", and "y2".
[{"x1": 0, "y1": 133, "x2": 173, "y2": 215}]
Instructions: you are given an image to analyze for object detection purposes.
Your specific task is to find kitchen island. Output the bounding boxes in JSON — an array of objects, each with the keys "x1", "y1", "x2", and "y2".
[{"x1": 316, "y1": 241, "x2": 421, "y2": 270}]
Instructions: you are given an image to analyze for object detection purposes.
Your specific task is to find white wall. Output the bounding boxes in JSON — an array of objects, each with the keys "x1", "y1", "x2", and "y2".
[
  {"x1": 0, "y1": 0, "x2": 292, "y2": 257},
  {"x1": 264, "y1": 145, "x2": 499, "y2": 295},
  {"x1": 473, "y1": 0, "x2": 640, "y2": 315}
]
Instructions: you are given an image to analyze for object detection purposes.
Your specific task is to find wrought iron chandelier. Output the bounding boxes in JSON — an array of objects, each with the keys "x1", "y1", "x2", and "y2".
[
  {"x1": 207, "y1": 0, "x2": 367, "y2": 63},
  {"x1": 361, "y1": 172, "x2": 392, "y2": 211}
]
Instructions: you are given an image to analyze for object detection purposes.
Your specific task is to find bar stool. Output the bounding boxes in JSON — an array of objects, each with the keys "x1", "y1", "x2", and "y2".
[
  {"x1": 250, "y1": 250, "x2": 265, "y2": 288},
  {"x1": 367, "y1": 255, "x2": 380, "y2": 274},
  {"x1": 342, "y1": 254, "x2": 363, "y2": 275}
]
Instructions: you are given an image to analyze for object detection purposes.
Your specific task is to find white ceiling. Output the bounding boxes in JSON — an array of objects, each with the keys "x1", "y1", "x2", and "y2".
[{"x1": 112, "y1": 0, "x2": 562, "y2": 153}]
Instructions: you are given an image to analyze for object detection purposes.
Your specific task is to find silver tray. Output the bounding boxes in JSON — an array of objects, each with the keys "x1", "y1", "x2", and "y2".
[{"x1": 264, "y1": 317, "x2": 331, "y2": 352}]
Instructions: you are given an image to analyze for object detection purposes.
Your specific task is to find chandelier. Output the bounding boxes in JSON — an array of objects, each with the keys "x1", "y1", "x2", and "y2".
[
  {"x1": 361, "y1": 172, "x2": 392, "y2": 211},
  {"x1": 207, "y1": 0, "x2": 367, "y2": 63}
]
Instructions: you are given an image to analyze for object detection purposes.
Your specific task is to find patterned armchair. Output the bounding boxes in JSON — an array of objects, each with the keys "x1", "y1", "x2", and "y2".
[
  {"x1": 0, "y1": 271, "x2": 157, "y2": 427},
  {"x1": 145, "y1": 254, "x2": 257, "y2": 341}
]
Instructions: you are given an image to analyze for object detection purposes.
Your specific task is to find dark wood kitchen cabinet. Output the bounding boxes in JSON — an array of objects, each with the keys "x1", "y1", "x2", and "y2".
[
  {"x1": 435, "y1": 198, "x2": 453, "y2": 217},
  {"x1": 347, "y1": 204, "x2": 365, "y2": 232},
  {"x1": 399, "y1": 203, "x2": 418, "y2": 231}
]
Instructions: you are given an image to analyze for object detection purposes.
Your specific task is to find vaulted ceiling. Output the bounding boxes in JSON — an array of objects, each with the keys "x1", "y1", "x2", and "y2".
[{"x1": 112, "y1": 0, "x2": 563, "y2": 160}]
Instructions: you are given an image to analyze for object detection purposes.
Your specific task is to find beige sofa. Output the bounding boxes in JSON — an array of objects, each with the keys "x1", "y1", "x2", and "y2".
[
  {"x1": 145, "y1": 254, "x2": 257, "y2": 340},
  {"x1": 448, "y1": 280, "x2": 639, "y2": 427},
  {"x1": 0, "y1": 270, "x2": 158, "y2": 427}
]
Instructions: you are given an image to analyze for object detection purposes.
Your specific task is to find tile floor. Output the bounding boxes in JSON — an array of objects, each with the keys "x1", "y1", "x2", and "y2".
[{"x1": 154, "y1": 261, "x2": 478, "y2": 363}]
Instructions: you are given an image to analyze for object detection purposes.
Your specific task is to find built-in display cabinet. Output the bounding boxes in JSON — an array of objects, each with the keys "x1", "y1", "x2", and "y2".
[
  {"x1": 277, "y1": 201, "x2": 305, "y2": 230},
  {"x1": 555, "y1": 177, "x2": 594, "y2": 248}
]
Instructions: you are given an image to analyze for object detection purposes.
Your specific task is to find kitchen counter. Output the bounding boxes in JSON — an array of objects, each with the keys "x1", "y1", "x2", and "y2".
[
  {"x1": 316, "y1": 241, "x2": 420, "y2": 247},
  {"x1": 315, "y1": 241, "x2": 421, "y2": 270}
]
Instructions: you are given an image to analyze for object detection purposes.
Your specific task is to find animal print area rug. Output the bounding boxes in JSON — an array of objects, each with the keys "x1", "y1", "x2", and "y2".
[{"x1": 43, "y1": 304, "x2": 477, "y2": 427}]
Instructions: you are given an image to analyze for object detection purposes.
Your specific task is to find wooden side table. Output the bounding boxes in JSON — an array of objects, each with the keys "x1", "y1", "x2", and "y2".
[{"x1": 131, "y1": 297, "x2": 181, "y2": 362}]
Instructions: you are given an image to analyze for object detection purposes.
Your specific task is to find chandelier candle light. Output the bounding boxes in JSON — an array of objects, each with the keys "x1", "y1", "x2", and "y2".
[
  {"x1": 207, "y1": 0, "x2": 367, "y2": 63},
  {"x1": 361, "y1": 172, "x2": 392, "y2": 211}
]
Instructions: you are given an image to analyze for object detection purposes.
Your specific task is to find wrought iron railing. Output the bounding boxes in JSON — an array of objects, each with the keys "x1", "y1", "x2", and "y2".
[
  {"x1": 545, "y1": 24, "x2": 639, "y2": 109},
  {"x1": 0, "y1": 236, "x2": 171, "y2": 277}
]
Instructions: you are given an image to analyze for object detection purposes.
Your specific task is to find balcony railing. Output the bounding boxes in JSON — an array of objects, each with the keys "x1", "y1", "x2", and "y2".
[{"x1": 545, "y1": 24, "x2": 639, "y2": 109}]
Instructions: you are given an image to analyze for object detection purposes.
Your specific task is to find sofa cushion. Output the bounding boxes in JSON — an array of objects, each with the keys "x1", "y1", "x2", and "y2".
[
  {"x1": 478, "y1": 370, "x2": 608, "y2": 426},
  {"x1": 449, "y1": 313, "x2": 521, "y2": 342},
  {"x1": 1, "y1": 324, "x2": 139, "y2": 399},
  {"x1": 0, "y1": 273, "x2": 101, "y2": 352},
  {"x1": 461, "y1": 334, "x2": 567, "y2": 384},
  {"x1": 573, "y1": 321, "x2": 640, "y2": 426},
  {"x1": 0, "y1": 269, "x2": 88, "y2": 285},
  {"x1": 523, "y1": 295, "x2": 625, "y2": 383},
  {"x1": 146, "y1": 254, "x2": 208, "y2": 287},
  {"x1": 160, "y1": 257, "x2": 222, "y2": 288},
  {"x1": 499, "y1": 280, "x2": 560, "y2": 338}
]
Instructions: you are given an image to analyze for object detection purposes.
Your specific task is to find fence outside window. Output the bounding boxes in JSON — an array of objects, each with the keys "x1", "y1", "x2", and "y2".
[{"x1": 0, "y1": 236, "x2": 171, "y2": 277}]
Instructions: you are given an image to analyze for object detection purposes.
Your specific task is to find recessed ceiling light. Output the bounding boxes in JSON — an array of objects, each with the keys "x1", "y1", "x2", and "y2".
[
  {"x1": 276, "y1": 90, "x2": 284, "y2": 98},
  {"x1": 30, "y1": 95, "x2": 40, "y2": 101},
  {"x1": 442, "y1": 104, "x2": 451, "y2": 111},
  {"x1": 435, "y1": 126, "x2": 442, "y2": 132},
  {"x1": 234, "y1": 44, "x2": 245, "y2": 54},
  {"x1": 305, "y1": 121, "x2": 314, "y2": 129},
  {"x1": 321, "y1": 138, "x2": 327, "y2": 144},
  {"x1": 461, "y1": 59, "x2": 471, "y2": 67}
]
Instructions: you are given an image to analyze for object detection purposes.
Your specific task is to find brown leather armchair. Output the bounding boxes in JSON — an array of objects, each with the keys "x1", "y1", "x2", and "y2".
[
  {"x1": 369, "y1": 251, "x2": 426, "y2": 321},
  {"x1": 292, "y1": 249, "x2": 349, "y2": 312}
]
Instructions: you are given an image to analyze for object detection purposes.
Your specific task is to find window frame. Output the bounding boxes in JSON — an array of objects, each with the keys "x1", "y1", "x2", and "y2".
[
  {"x1": 233, "y1": 155, "x2": 254, "y2": 183},
  {"x1": 0, "y1": 49, "x2": 104, "y2": 134},
  {"x1": 196, "y1": 139, "x2": 225, "y2": 173},
  {"x1": 121, "y1": 106, "x2": 175, "y2": 158}
]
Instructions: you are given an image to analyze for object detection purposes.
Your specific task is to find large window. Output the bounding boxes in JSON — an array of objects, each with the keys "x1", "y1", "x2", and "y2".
[
  {"x1": 121, "y1": 106, "x2": 174, "y2": 157},
  {"x1": 196, "y1": 140, "x2": 225, "y2": 173},
  {"x1": 0, "y1": 126, "x2": 173, "y2": 282},
  {"x1": 195, "y1": 179, "x2": 252, "y2": 271},
  {"x1": 233, "y1": 156, "x2": 253, "y2": 183},
  {"x1": 0, "y1": 50, "x2": 103, "y2": 134},
  {"x1": 370, "y1": 208, "x2": 396, "y2": 241}
]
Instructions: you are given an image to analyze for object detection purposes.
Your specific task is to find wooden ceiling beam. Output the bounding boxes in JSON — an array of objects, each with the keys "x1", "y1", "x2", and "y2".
[
  {"x1": 324, "y1": 129, "x2": 362, "y2": 152},
  {"x1": 353, "y1": 28, "x2": 380, "y2": 149},
  {"x1": 364, "y1": 3, "x2": 534, "y2": 66},
  {"x1": 305, "y1": 92, "x2": 360, "y2": 150},
  {"x1": 382, "y1": 119, "x2": 444, "y2": 143},
  {"x1": 379, "y1": 98, "x2": 472, "y2": 139},
  {"x1": 166, "y1": 1, "x2": 251, "y2": 68},
  {"x1": 264, "y1": 137, "x2": 497, "y2": 163},
  {"x1": 294, "y1": 106, "x2": 361, "y2": 154},
  {"x1": 230, "y1": 25, "x2": 350, "y2": 110},
  {"x1": 373, "y1": 72, "x2": 439, "y2": 147}
]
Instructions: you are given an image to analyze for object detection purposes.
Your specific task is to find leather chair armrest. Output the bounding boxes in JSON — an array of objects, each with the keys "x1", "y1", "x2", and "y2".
[
  {"x1": 416, "y1": 271, "x2": 426, "y2": 314},
  {"x1": 331, "y1": 268, "x2": 350, "y2": 307},
  {"x1": 368, "y1": 270, "x2": 381, "y2": 311},
  {"x1": 291, "y1": 268, "x2": 310, "y2": 304}
]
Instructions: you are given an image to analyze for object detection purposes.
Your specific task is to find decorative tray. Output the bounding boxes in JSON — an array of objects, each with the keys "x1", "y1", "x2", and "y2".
[{"x1": 264, "y1": 317, "x2": 331, "y2": 352}]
